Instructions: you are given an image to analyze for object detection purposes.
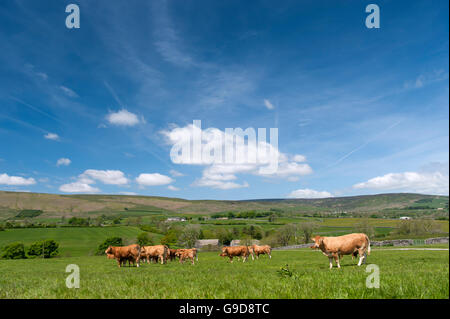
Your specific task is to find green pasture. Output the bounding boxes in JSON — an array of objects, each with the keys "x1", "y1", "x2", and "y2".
[{"x1": 0, "y1": 249, "x2": 448, "y2": 299}]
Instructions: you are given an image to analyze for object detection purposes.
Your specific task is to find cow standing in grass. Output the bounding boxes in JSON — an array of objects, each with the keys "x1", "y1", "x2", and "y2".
[
  {"x1": 105, "y1": 244, "x2": 141, "y2": 268},
  {"x1": 250, "y1": 245, "x2": 272, "y2": 260},
  {"x1": 219, "y1": 246, "x2": 250, "y2": 263},
  {"x1": 310, "y1": 233, "x2": 371, "y2": 269},
  {"x1": 176, "y1": 248, "x2": 196, "y2": 265},
  {"x1": 141, "y1": 245, "x2": 168, "y2": 264}
]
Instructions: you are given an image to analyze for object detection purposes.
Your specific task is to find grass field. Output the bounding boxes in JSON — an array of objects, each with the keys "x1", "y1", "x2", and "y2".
[
  {"x1": 0, "y1": 226, "x2": 160, "y2": 256},
  {"x1": 0, "y1": 249, "x2": 448, "y2": 299}
]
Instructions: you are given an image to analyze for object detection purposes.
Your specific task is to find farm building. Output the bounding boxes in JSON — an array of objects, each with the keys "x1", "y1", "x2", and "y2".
[
  {"x1": 195, "y1": 239, "x2": 220, "y2": 249},
  {"x1": 166, "y1": 217, "x2": 186, "y2": 222},
  {"x1": 399, "y1": 216, "x2": 412, "y2": 220},
  {"x1": 230, "y1": 239, "x2": 260, "y2": 246}
]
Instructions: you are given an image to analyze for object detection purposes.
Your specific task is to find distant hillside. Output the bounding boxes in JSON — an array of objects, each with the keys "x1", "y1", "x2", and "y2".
[{"x1": 0, "y1": 191, "x2": 448, "y2": 221}]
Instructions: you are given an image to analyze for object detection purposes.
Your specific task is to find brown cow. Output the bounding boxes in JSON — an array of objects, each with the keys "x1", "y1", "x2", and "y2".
[
  {"x1": 176, "y1": 248, "x2": 196, "y2": 265},
  {"x1": 219, "y1": 246, "x2": 250, "y2": 263},
  {"x1": 140, "y1": 245, "x2": 168, "y2": 264},
  {"x1": 311, "y1": 233, "x2": 371, "y2": 269},
  {"x1": 105, "y1": 244, "x2": 141, "y2": 268},
  {"x1": 251, "y1": 244, "x2": 272, "y2": 260}
]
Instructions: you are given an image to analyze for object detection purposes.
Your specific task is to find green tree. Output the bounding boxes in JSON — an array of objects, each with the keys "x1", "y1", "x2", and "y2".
[
  {"x1": 160, "y1": 230, "x2": 178, "y2": 247},
  {"x1": 96, "y1": 237, "x2": 123, "y2": 255},
  {"x1": 1, "y1": 242, "x2": 26, "y2": 259},
  {"x1": 28, "y1": 239, "x2": 59, "y2": 258},
  {"x1": 298, "y1": 222, "x2": 319, "y2": 243},
  {"x1": 178, "y1": 224, "x2": 201, "y2": 248},
  {"x1": 137, "y1": 232, "x2": 154, "y2": 246}
]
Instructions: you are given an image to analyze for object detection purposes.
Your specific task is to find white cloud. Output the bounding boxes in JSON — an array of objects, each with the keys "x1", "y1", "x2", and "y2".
[
  {"x1": 56, "y1": 158, "x2": 71, "y2": 167},
  {"x1": 293, "y1": 154, "x2": 307, "y2": 162},
  {"x1": 287, "y1": 188, "x2": 333, "y2": 199},
  {"x1": 44, "y1": 133, "x2": 59, "y2": 141},
  {"x1": 162, "y1": 122, "x2": 312, "y2": 190},
  {"x1": 170, "y1": 169, "x2": 185, "y2": 177},
  {"x1": 59, "y1": 86, "x2": 78, "y2": 98},
  {"x1": 353, "y1": 165, "x2": 449, "y2": 195},
  {"x1": 119, "y1": 191, "x2": 138, "y2": 195},
  {"x1": 193, "y1": 178, "x2": 249, "y2": 190},
  {"x1": 0, "y1": 173, "x2": 36, "y2": 186},
  {"x1": 167, "y1": 185, "x2": 179, "y2": 191},
  {"x1": 136, "y1": 173, "x2": 173, "y2": 186},
  {"x1": 264, "y1": 99, "x2": 275, "y2": 110},
  {"x1": 106, "y1": 109, "x2": 141, "y2": 126},
  {"x1": 59, "y1": 169, "x2": 129, "y2": 193},
  {"x1": 80, "y1": 169, "x2": 129, "y2": 185},
  {"x1": 59, "y1": 182, "x2": 100, "y2": 193}
]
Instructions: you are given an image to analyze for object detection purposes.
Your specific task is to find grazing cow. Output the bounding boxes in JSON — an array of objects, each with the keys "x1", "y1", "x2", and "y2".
[
  {"x1": 219, "y1": 246, "x2": 250, "y2": 263},
  {"x1": 310, "y1": 233, "x2": 371, "y2": 269},
  {"x1": 251, "y1": 245, "x2": 272, "y2": 260},
  {"x1": 141, "y1": 245, "x2": 168, "y2": 264},
  {"x1": 105, "y1": 244, "x2": 141, "y2": 268},
  {"x1": 176, "y1": 248, "x2": 196, "y2": 265}
]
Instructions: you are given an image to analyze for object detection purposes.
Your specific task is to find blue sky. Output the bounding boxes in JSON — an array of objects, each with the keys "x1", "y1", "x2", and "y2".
[{"x1": 0, "y1": 0, "x2": 448, "y2": 199}]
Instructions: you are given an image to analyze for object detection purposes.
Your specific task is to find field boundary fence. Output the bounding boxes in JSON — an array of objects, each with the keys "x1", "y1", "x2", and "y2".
[{"x1": 272, "y1": 237, "x2": 449, "y2": 250}]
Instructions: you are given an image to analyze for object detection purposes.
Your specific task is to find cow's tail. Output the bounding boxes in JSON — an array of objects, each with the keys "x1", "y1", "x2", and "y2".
[{"x1": 366, "y1": 235, "x2": 371, "y2": 256}]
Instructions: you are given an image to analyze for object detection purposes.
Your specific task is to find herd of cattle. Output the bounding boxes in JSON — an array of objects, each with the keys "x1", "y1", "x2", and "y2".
[
  {"x1": 105, "y1": 244, "x2": 272, "y2": 267},
  {"x1": 105, "y1": 233, "x2": 371, "y2": 269}
]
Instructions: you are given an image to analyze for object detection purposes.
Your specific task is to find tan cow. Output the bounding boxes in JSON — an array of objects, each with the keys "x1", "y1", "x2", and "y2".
[
  {"x1": 219, "y1": 246, "x2": 250, "y2": 263},
  {"x1": 175, "y1": 248, "x2": 198, "y2": 262},
  {"x1": 251, "y1": 244, "x2": 272, "y2": 260},
  {"x1": 311, "y1": 233, "x2": 371, "y2": 269},
  {"x1": 140, "y1": 245, "x2": 168, "y2": 264},
  {"x1": 176, "y1": 248, "x2": 196, "y2": 265},
  {"x1": 105, "y1": 244, "x2": 141, "y2": 268}
]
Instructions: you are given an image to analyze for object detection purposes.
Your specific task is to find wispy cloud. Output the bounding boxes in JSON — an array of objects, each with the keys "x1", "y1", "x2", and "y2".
[
  {"x1": 56, "y1": 158, "x2": 71, "y2": 167},
  {"x1": 106, "y1": 109, "x2": 142, "y2": 127},
  {"x1": 59, "y1": 86, "x2": 78, "y2": 98},
  {"x1": 264, "y1": 99, "x2": 275, "y2": 110},
  {"x1": 44, "y1": 132, "x2": 60, "y2": 141}
]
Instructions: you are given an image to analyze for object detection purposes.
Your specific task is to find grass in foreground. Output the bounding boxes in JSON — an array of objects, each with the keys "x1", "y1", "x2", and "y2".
[{"x1": 0, "y1": 249, "x2": 448, "y2": 299}]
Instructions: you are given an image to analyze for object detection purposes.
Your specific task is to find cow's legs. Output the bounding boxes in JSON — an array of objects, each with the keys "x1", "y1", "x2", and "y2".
[
  {"x1": 334, "y1": 254, "x2": 341, "y2": 269},
  {"x1": 357, "y1": 248, "x2": 366, "y2": 266},
  {"x1": 328, "y1": 257, "x2": 333, "y2": 269},
  {"x1": 229, "y1": 257, "x2": 233, "y2": 263}
]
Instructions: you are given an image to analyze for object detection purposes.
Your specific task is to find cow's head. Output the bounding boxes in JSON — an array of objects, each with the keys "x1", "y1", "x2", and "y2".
[
  {"x1": 310, "y1": 235, "x2": 323, "y2": 249},
  {"x1": 105, "y1": 246, "x2": 113, "y2": 254},
  {"x1": 219, "y1": 252, "x2": 227, "y2": 257}
]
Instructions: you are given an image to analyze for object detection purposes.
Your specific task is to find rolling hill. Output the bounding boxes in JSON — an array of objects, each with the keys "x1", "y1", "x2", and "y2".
[{"x1": 0, "y1": 191, "x2": 448, "y2": 220}]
